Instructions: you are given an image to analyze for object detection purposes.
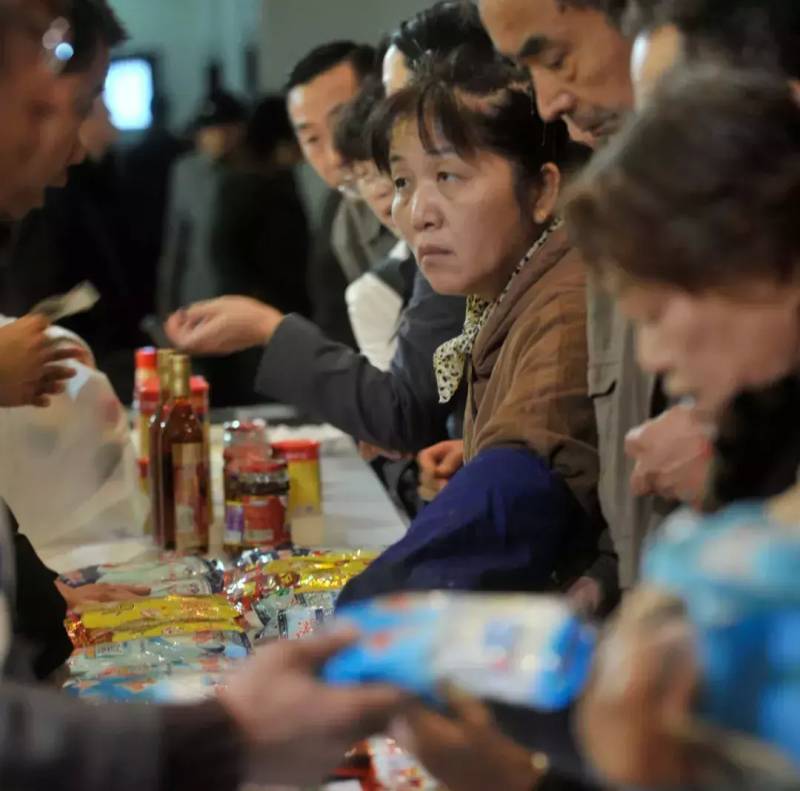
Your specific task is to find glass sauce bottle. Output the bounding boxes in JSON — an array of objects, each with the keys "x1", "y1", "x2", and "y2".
[
  {"x1": 160, "y1": 354, "x2": 209, "y2": 553},
  {"x1": 148, "y1": 349, "x2": 173, "y2": 546}
]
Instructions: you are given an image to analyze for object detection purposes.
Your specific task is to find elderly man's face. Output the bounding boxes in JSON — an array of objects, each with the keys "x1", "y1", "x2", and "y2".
[{"x1": 479, "y1": 0, "x2": 634, "y2": 148}]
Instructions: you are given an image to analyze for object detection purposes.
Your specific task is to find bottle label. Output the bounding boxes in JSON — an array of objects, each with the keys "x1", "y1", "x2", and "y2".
[
  {"x1": 242, "y1": 494, "x2": 289, "y2": 548},
  {"x1": 224, "y1": 500, "x2": 245, "y2": 547},
  {"x1": 172, "y1": 443, "x2": 208, "y2": 552}
]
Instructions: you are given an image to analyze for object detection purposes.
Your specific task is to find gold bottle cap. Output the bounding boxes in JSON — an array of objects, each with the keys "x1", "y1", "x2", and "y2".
[{"x1": 171, "y1": 353, "x2": 192, "y2": 398}]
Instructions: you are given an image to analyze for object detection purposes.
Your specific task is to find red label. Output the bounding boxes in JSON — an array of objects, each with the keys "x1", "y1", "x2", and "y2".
[{"x1": 242, "y1": 494, "x2": 289, "y2": 548}]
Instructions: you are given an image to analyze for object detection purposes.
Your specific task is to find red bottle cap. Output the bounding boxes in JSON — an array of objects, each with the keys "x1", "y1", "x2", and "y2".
[
  {"x1": 271, "y1": 439, "x2": 320, "y2": 462},
  {"x1": 191, "y1": 375, "x2": 210, "y2": 394},
  {"x1": 135, "y1": 347, "x2": 157, "y2": 370}
]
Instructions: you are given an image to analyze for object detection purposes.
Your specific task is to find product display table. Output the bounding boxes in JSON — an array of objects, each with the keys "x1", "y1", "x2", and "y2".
[{"x1": 40, "y1": 424, "x2": 408, "y2": 573}]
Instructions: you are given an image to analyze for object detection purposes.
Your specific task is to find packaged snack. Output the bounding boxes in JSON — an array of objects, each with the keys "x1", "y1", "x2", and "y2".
[
  {"x1": 68, "y1": 631, "x2": 250, "y2": 676},
  {"x1": 65, "y1": 668, "x2": 228, "y2": 703},
  {"x1": 324, "y1": 593, "x2": 596, "y2": 712},
  {"x1": 278, "y1": 603, "x2": 332, "y2": 640},
  {"x1": 368, "y1": 737, "x2": 439, "y2": 791},
  {"x1": 67, "y1": 595, "x2": 243, "y2": 646},
  {"x1": 60, "y1": 556, "x2": 222, "y2": 588}
]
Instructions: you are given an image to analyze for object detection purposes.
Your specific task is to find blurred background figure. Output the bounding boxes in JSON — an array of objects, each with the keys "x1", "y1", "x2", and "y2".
[
  {"x1": 156, "y1": 76, "x2": 310, "y2": 406},
  {"x1": 119, "y1": 92, "x2": 191, "y2": 335}
]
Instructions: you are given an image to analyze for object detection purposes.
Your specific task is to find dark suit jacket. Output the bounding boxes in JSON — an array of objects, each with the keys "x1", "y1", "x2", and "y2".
[{"x1": 255, "y1": 266, "x2": 466, "y2": 454}]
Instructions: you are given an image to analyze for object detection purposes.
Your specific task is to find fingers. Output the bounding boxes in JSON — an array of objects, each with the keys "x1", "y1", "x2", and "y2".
[
  {"x1": 435, "y1": 448, "x2": 464, "y2": 477},
  {"x1": 418, "y1": 441, "x2": 451, "y2": 470},
  {"x1": 103, "y1": 585, "x2": 151, "y2": 600},
  {"x1": 174, "y1": 315, "x2": 228, "y2": 354},
  {"x1": 43, "y1": 344, "x2": 86, "y2": 364},
  {"x1": 630, "y1": 464, "x2": 654, "y2": 497}
]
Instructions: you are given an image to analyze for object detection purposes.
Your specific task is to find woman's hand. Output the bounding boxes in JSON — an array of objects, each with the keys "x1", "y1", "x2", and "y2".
[
  {"x1": 165, "y1": 297, "x2": 285, "y2": 356},
  {"x1": 391, "y1": 693, "x2": 544, "y2": 791},
  {"x1": 0, "y1": 316, "x2": 81, "y2": 408},
  {"x1": 417, "y1": 440, "x2": 465, "y2": 501}
]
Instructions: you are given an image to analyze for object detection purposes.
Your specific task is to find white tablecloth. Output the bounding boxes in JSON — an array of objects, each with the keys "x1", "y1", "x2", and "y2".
[{"x1": 40, "y1": 429, "x2": 408, "y2": 573}]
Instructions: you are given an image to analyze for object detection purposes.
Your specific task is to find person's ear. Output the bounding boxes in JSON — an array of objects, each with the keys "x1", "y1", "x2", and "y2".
[{"x1": 532, "y1": 163, "x2": 561, "y2": 225}]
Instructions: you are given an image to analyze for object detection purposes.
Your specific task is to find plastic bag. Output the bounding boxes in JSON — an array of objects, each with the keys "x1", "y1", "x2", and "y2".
[{"x1": 0, "y1": 318, "x2": 146, "y2": 550}]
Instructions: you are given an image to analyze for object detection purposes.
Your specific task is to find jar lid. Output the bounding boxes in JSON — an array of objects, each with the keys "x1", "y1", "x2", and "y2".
[
  {"x1": 272, "y1": 439, "x2": 320, "y2": 460},
  {"x1": 136, "y1": 347, "x2": 157, "y2": 369}
]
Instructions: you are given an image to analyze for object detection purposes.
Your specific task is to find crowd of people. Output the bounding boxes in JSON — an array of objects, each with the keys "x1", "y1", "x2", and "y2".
[{"x1": 1, "y1": 0, "x2": 799, "y2": 789}]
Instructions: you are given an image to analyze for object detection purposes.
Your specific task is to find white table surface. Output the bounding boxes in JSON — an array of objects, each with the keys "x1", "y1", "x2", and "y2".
[{"x1": 40, "y1": 429, "x2": 408, "y2": 574}]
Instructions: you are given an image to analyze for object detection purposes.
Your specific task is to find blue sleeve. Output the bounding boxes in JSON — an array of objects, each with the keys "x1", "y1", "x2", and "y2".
[{"x1": 338, "y1": 447, "x2": 593, "y2": 606}]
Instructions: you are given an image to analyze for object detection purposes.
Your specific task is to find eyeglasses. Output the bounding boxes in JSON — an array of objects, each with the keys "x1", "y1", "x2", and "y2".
[{"x1": 339, "y1": 163, "x2": 389, "y2": 199}]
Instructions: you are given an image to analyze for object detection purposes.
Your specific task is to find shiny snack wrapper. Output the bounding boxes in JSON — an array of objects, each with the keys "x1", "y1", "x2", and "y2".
[
  {"x1": 226, "y1": 558, "x2": 370, "y2": 612},
  {"x1": 68, "y1": 619, "x2": 245, "y2": 647},
  {"x1": 68, "y1": 631, "x2": 251, "y2": 676},
  {"x1": 67, "y1": 595, "x2": 243, "y2": 647},
  {"x1": 65, "y1": 668, "x2": 229, "y2": 703},
  {"x1": 60, "y1": 556, "x2": 222, "y2": 589},
  {"x1": 252, "y1": 590, "x2": 339, "y2": 640}
]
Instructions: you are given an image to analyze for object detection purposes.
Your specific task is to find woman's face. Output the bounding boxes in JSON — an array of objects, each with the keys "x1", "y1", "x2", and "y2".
[
  {"x1": 618, "y1": 279, "x2": 800, "y2": 417},
  {"x1": 389, "y1": 120, "x2": 536, "y2": 299}
]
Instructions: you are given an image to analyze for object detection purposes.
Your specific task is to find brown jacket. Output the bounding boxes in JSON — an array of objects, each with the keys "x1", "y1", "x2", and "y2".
[{"x1": 463, "y1": 225, "x2": 599, "y2": 517}]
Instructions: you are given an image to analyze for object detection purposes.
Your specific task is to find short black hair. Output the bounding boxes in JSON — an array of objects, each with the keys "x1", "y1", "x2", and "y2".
[
  {"x1": 371, "y1": 48, "x2": 577, "y2": 214},
  {"x1": 64, "y1": 0, "x2": 128, "y2": 73},
  {"x1": 624, "y1": 0, "x2": 800, "y2": 78},
  {"x1": 333, "y1": 76, "x2": 385, "y2": 164},
  {"x1": 285, "y1": 41, "x2": 376, "y2": 92},
  {"x1": 390, "y1": 1, "x2": 496, "y2": 72}
]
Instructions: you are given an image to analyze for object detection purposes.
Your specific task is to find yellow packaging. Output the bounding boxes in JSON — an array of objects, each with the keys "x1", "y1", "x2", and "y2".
[
  {"x1": 271, "y1": 440, "x2": 322, "y2": 517},
  {"x1": 77, "y1": 595, "x2": 239, "y2": 630}
]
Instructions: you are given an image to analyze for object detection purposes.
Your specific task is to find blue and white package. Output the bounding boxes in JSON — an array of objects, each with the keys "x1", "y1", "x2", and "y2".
[
  {"x1": 324, "y1": 593, "x2": 596, "y2": 711},
  {"x1": 644, "y1": 503, "x2": 800, "y2": 769}
]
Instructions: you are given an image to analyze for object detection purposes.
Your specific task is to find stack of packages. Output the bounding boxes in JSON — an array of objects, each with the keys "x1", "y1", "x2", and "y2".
[{"x1": 60, "y1": 549, "x2": 374, "y2": 704}]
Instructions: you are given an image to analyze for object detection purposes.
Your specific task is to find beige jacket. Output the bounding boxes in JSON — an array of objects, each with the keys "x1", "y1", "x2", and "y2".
[
  {"x1": 586, "y1": 275, "x2": 663, "y2": 587},
  {"x1": 463, "y1": 225, "x2": 599, "y2": 518}
]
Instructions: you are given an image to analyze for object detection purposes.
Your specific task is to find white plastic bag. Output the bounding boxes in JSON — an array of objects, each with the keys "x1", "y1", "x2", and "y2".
[{"x1": 0, "y1": 319, "x2": 147, "y2": 552}]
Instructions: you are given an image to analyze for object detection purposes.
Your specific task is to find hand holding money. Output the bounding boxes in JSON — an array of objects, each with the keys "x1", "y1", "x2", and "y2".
[
  {"x1": 30, "y1": 281, "x2": 99, "y2": 323},
  {"x1": 0, "y1": 315, "x2": 83, "y2": 408}
]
